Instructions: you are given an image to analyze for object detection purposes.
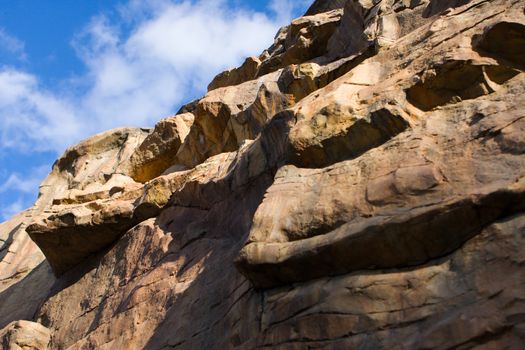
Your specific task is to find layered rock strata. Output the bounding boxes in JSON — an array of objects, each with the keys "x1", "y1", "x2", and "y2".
[{"x1": 0, "y1": 0, "x2": 524, "y2": 349}]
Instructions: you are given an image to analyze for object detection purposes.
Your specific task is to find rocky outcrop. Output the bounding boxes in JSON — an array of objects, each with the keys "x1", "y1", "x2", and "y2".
[
  {"x1": 0, "y1": 211, "x2": 44, "y2": 292},
  {"x1": 176, "y1": 71, "x2": 293, "y2": 169},
  {"x1": 0, "y1": 211, "x2": 54, "y2": 331},
  {"x1": 208, "y1": 56, "x2": 261, "y2": 91},
  {"x1": 208, "y1": 7, "x2": 345, "y2": 90},
  {"x1": 0, "y1": 0, "x2": 524, "y2": 349},
  {"x1": 0, "y1": 321, "x2": 51, "y2": 350},
  {"x1": 25, "y1": 128, "x2": 151, "y2": 276},
  {"x1": 126, "y1": 113, "x2": 194, "y2": 183}
]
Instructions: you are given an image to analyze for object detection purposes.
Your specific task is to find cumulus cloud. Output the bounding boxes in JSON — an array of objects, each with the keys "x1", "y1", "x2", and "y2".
[
  {"x1": 0, "y1": 0, "x2": 307, "y2": 155},
  {"x1": 0, "y1": 0, "x2": 309, "y2": 220},
  {"x1": 0, "y1": 69, "x2": 80, "y2": 152}
]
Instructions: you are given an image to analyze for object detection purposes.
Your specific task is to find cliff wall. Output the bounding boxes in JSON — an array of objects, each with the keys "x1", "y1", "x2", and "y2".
[{"x1": 1, "y1": 0, "x2": 524, "y2": 349}]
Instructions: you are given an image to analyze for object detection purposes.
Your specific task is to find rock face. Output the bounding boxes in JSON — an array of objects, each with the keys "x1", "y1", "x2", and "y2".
[
  {"x1": 0, "y1": 321, "x2": 51, "y2": 350},
  {"x1": 1, "y1": 0, "x2": 524, "y2": 349},
  {"x1": 126, "y1": 114, "x2": 194, "y2": 182},
  {"x1": 26, "y1": 128, "x2": 150, "y2": 276}
]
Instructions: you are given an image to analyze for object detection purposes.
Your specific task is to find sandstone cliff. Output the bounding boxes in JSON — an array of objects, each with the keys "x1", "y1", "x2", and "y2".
[{"x1": 1, "y1": 0, "x2": 524, "y2": 349}]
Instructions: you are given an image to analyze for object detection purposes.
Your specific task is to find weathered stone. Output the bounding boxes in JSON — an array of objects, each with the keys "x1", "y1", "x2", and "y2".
[
  {"x1": 258, "y1": 9, "x2": 344, "y2": 77},
  {"x1": 27, "y1": 199, "x2": 139, "y2": 276},
  {"x1": 229, "y1": 82, "x2": 293, "y2": 143},
  {"x1": 0, "y1": 0, "x2": 523, "y2": 349},
  {"x1": 405, "y1": 60, "x2": 517, "y2": 111},
  {"x1": 325, "y1": 0, "x2": 377, "y2": 59},
  {"x1": 0, "y1": 321, "x2": 51, "y2": 350},
  {"x1": 175, "y1": 71, "x2": 287, "y2": 169},
  {"x1": 423, "y1": 0, "x2": 473, "y2": 18},
  {"x1": 473, "y1": 21, "x2": 525, "y2": 68},
  {"x1": 253, "y1": 213, "x2": 525, "y2": 349},
  {"x1": 0, "y1": 212, "x2": 55, "y2": 330},
  {"x1": 208, "y1": 56, "x2": 261, "y2": 91},
  {"x1": 0, "y1": 212, "x2": 43, "y2": 293},
  {"x1": 237, "y1": 0, "x2": 525, "y2": 287},
  {"x1": 23, "y1": 128, "x2": 149, "y2": 276},
  {"x1": 127, "y1": 113, "x2": 194, "y2": 183}
]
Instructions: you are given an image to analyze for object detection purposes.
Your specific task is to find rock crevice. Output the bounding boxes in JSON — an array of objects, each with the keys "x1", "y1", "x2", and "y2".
[{"x1": 0, "y1": 0, "x2": 524, "y2": 349}]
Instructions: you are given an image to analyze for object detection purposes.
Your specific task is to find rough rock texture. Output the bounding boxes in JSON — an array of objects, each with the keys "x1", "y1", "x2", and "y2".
[
  {"x1": 26, "y1": 128, "x2": 151, "y2": 276},
  {"x1": 0, "y1": 321, "x2": 51, "y2": 350},
  {"x1": 126, "y1": 113, "x2": 194, "y2": 183},
  {"x1": 1, "y1": 0, "x2": 524, "y2": 349},
  {"x1": 208, "y1": 56, "x2": 262, "y2": 91},
  {"x1": 175, "y1": 71, "x2": 293, "y2": 169},
  {"x1": 0, "y1": 211, "x2": 54, "y2": 331}
]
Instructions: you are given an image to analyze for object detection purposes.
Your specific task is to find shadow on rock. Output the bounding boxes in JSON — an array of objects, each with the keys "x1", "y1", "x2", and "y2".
[{"x1": 0, "y1": 261, "x2": 55, "y2": 329}]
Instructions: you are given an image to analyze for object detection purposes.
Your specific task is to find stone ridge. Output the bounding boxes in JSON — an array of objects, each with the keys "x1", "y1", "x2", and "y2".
[{"x1": 0, "y1": 0, "x2": 524, "y2": 349}]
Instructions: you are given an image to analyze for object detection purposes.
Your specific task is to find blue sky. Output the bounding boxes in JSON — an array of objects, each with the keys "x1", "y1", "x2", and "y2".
[{"x1": 0, "y1": 0, "x2": 310, "y2": 221}]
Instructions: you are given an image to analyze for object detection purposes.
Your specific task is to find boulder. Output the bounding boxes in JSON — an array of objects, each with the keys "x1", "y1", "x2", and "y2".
[
  {"x1": 208, "y1": 56, "x2": 261, "y2": 91},
  {"x1": 0, "y1": 321, "x2": 51, "y2": 350},
  {"x1": 126, "y1": 113, "x2": 194, "y2": 183}
]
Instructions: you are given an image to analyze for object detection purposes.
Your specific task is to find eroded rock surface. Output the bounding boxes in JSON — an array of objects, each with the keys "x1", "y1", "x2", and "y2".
[
  {"x1": 1, "y1": 0, "x2": 524, "y2": 349},
  {"x1": 126, "y1": 113, "x2": 194, "y2": 183},
  {"x1": 0, "y1": 321, "x2": 51, "y2": 350}
]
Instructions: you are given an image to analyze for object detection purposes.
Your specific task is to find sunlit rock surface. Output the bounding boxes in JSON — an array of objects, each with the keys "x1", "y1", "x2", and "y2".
[{"x1": 0, "y1": 0, "x2": 524, "y2": 349}]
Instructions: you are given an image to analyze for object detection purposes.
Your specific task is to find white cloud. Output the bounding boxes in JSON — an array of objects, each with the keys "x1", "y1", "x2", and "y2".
[
  {"x1": 0, "y1": 0, "x2": 307, "y2": 155},
  {"x1": 0, "y1": 69, "x2": 81, "y2": 152},
  {"x1": 0, "y1": 27, "x2": 26, "y2": 59},
  {"x1": 0, "y1": 0, "x2": 309, "y2": 221}
]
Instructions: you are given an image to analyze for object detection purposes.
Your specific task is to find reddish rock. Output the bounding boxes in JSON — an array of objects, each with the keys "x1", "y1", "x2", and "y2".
[{"x1": 0, "y1": 1, "x2": 524, "y2": 349}]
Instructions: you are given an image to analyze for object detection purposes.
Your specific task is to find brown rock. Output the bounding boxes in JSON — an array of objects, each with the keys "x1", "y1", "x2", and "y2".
[
  {"x1": 0, "y1": 212, "x2": 55, "y2": 330},
  {"x1": 208, "y1": 56, "x2": 261, "y2": 91},
  {"x1": 175, "y1": 71, "x2": 290, "y2": 169},
  {"x1": 24, "y1": 128, "x2": 150, "y2": 276},
  {"x1": 237, "y1": 0, "x2": 525, "y2": 287},
  {"x1": 27, "y1": 198, "x2": 139, "y2": 276},
  {"x1": 257, "y1": 9, "x2": 344, "y2": 77},
  {"x1": 0, "y1": 321, "x2": 51, "y2": 350},
  {"x1": 0, "y1": 212, "x2": 44, "y2": 292},
  {"x1": 127, "y1": 113, "x2": 194, "y2": 183},
  {"x1": 0, "y1": 0, "x2": 523, "y2": 349}
]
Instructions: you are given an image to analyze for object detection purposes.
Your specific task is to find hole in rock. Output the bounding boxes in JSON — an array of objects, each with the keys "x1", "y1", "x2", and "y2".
[
  {"x1": 405, "y1": 60, "x2": 517, "y2": 111},
  {"x1": 474, "y1": 22, "x2": 525, "y2": 68}
]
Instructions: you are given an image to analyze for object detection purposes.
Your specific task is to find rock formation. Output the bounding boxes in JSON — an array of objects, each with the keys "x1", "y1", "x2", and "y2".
[
  {"x1": 0, "y1": 321, "x2": 51, "y2": 350},
  {"x1": 1, "y1": 0, "x2": 524, "y2": 349}
]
